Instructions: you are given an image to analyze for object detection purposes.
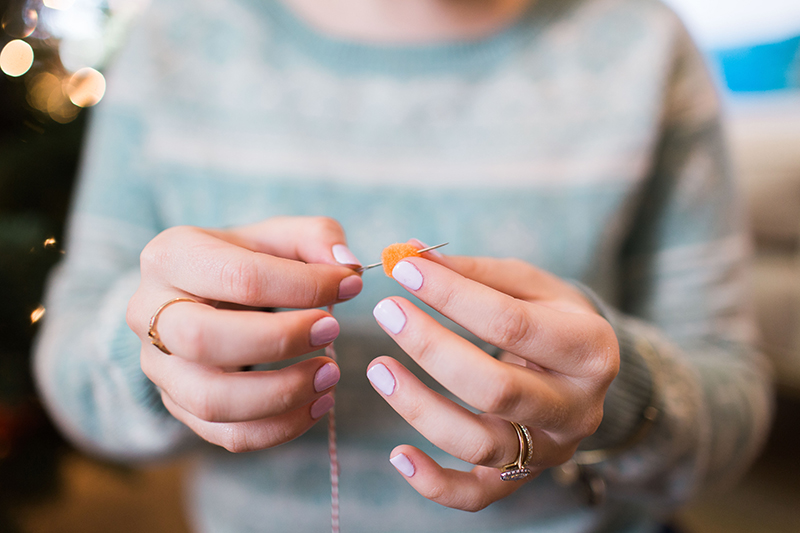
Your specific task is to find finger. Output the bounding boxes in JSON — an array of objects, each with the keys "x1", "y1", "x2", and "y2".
[
  {"x1": 151, "y1": 301, "x2": 339, "y2": 367},
  {"x1": 141, "y1": 352, "x2": 340, "y2": 423},
  {"x1": 386, "y1": 258, "x2": 617, "y2": 378},
  {"x1": 217, "y1": 216, "x2": 362, "y2": 267},
  {"x1": 388, "y1": 445, "x2": 529, "y2": 512},
  {"x1": 404, "y1": 243, "x2": 590, "y2": 310},
  {"x1": 372, "y1": 297, "x2": 578, "y2": 430},
  {"x1": 140, "y1": 226, "x2": 363, "y2": 308},
  {"x1": 367, "y1": 357, "x2": 520, "y2": 468},
  {"x1": 367, "y1": 357, "x2": 568, "y2": 468},
  {"x1": 161, "y1": 391, "x2": 334, "y2": 453}
]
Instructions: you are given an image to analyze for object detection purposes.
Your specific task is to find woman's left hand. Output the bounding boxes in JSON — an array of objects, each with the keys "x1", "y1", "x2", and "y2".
[{"x1": 367, "y1": 243, "x2": 620, "y2": 511}]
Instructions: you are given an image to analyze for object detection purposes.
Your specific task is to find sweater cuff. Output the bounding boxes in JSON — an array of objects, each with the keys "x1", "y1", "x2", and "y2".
[{"x1": 571, "y1": 282, "x2": 659, "y2": 454}]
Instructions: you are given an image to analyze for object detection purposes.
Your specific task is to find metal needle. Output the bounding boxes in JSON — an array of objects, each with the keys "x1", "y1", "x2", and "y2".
[{"x1": 356, "y1": 242, "x2": 449, "y2": 273}]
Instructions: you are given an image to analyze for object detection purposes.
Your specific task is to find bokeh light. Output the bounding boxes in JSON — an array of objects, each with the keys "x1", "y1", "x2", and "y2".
[
  {"x1": 42, "y1": 0, "x2": 76, "y2": 11},
  {"x1": 65, "y1": 66, "x2": 105, "y2": 107},
  {"x1": 26, "y1": 71, "x2": 62, "y2": 112},
  {"x1": 30, "y1": 305, "x2": 46, "y2": 324},
  {"x1": 1, "y1": 7, "x2": 39, "y2": 38},
  {"x1": 0, "y1": 39, "x2": 34, "y2": 77}
]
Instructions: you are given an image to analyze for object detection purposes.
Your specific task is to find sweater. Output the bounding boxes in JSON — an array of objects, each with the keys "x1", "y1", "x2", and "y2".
[{"x1": 33, "y1": 0, "x2": 773, "y2": 531}]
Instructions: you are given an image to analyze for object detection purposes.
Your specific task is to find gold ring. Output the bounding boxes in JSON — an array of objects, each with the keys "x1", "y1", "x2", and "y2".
[
  {"x1": 500, "y1": 422, "x2": 533, "y2": 481},
  {"x1": 148, "y1": 297, "x2": 197, "y2": 355}
]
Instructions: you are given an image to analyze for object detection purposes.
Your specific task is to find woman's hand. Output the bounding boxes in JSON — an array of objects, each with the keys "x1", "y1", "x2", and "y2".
[
  {"x1": 367, "y1": 242, "x2": 619, "y2": 511},
  {"x1": 127, "y1": 217, "x2": 363, "y2": 452}
]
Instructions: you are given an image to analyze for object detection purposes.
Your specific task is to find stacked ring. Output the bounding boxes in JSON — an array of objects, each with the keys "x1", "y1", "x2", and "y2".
[{"x1": 500, "y1": 422, "x2": 533, "y2": 481}]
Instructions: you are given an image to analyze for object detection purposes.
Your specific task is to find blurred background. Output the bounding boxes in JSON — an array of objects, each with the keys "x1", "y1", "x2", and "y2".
[{"x1": 1, "y1": 0, "x2": 799, "y2": 531}]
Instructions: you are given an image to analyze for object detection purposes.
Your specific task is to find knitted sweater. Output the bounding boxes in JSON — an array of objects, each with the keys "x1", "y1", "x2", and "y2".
[{"x1": 34, "y1": 0, "x2": 773, "y2": 531}]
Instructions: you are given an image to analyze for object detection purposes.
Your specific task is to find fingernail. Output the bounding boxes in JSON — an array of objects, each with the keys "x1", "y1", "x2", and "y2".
[
  {"x1": 310, "y1": 394, "x2": 335, "y2": 419},
  {"x1": 310, "y1": 316, "x2": 339, "y2": 347},
  {"x1": 390, "y1": 453, "x2": 415, "y2": 477},
  {"x1": 338, "y1": 275, "x2": 363, "y2": 300},
  {"x1": 392, "y1": 260, "x2": 423, "y2": 290},
  {"x1": 332, "y1": 244, "x2": 361, "y2": 266},
  {"x1": 373, "y1": 299, "x2": 406, "y2": 334},
  {"x1": 366, "y1": 363, "x2": 395, "y2": 395},
  {"x1": 313, "y1": 362, "x2": 340, "y2": 392}
]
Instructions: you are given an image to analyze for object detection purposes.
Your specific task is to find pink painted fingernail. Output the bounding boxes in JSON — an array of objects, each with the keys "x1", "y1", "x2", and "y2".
[
  {"x1": 392, "y1": 260, "x2": 423, "y2": 290},
  {"x1": 310, "y1": 394, "x2": 335, "y2": 419},
  {"x1": 338, "y1": 275, "x2": 363, "y2": 300},
  {"x1": 310, "y1": 316, "x2": 339, "y2": 347},
  {"x1": 366, "y1": 363, "x2": 395, "y2": 395},
  {"x1": 373, "y1": 299, "x2": 406, "y2": 334},
  {"x1": 313, "y1": 362, "x2": 340, "y2": 392},
  {"x1": 390, "y1": 453, "x2": 415, "y2": 477},
  {"x1": 332, "y1": 244, "x2": 361, "y2": 266}
]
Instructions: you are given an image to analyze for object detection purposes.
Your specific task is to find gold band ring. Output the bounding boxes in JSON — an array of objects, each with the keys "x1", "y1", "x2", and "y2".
[
  {"x1": 500, "y1": 422, "x2": 533, "y2": 481},
  {"x1": 148, "y1": 297, "x2": 198, "y2": 355}
]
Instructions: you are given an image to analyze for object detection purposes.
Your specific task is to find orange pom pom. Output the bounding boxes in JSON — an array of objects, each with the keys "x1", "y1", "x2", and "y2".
[{"x1": 381, "y1": 243, "x2": 421, "y2": 277}]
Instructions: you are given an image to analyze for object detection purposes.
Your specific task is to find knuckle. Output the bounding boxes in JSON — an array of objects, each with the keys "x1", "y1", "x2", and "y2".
[
  {"x1": 411, "y1": 329, "x2": 440, "y2": 369},
  {"x1": 140, "y1": 226, "x2": 187, "y2": 273},
  {"x1": 188, "y1": 380, "x2": 226, "y2": 422},
  {"x1": 464, "y1": 433, "x2": 502, "y2": 467},
  {"x1": 219, "y1": 255, "x2": 262, "y2": 304},
  {"x1": 220, "y1": 425, "x2": 252, "y2": 454},
  {"x1": 300, "y1": 270, "x2": 328, "y2": 307},
  {"x1": 489, "y1": 304, "x2": 536, "y2": 352},
  {"x1": 312, "y1": 216, "x2": 343, "y2": 237},
  {"x1": 582, "y1": 405, "x2": 605, "y2": 438},
  {"x1": 479, "y1": 373, "x2": 521, "y2": 415},
  {"x1": 421, "y1": 481, "x2": 447, "y2": 504},
  {"x1": 582, "y1": 318, "x2": 620, "y2": 383},
  {"x1": 173, "y1": 319, "x2": 207, "y2": 362},
  {"x1": 126, "y1": 293, "x2": 144, "y2": 334},
  {"x1": 268, "y1": 381, "x2": 296, "y2": 415},
  {"x1": 462, "y1": 498, "x2": 489, "y2": 513}
]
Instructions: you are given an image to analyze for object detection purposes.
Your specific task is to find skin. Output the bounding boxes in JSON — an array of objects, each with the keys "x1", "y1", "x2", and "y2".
[
  {"x1": 127, "y1": 217, "x2": 363, "y2": 452},
  {"x1": 371, "y1": 240, "x2": 619, "y2": 511},
  {"x1": 127, "y1": 216, "x2": 619, "y2": 511},
  {"x1": 126, "y1": 0, "x2": 617, "y2": 513},
  {"x1": 283, "y1": 0, "x2": 534, "y2": 43}
]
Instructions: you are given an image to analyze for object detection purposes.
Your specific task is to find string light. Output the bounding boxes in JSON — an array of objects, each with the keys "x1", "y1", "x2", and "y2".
[
  {"x1": 42, "y1": 0, "x2": 76, "y2": 10},
  {"x1": 1, "y1": 6, "x2": 38, "y2": 38},
  {"x1": 43, "y1": 237, "x2": 57, "y2": 248},
  {"x1": 30, "y1": 305, "x2": 46, "y2": 324},
  {"x1": 0, "y1": 39, "x2": 34, "y2": 77},
  {"x1": 66, "y1": 67, "x2": 106, "y2": 107}
]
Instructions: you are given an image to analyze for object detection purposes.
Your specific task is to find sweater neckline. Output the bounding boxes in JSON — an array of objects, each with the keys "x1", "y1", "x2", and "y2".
[{"x1": 257, "y1": 0, "x2": 560, "y2": 76}]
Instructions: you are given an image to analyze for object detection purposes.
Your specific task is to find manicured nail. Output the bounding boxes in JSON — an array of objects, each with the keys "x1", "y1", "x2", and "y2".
[
  {"x1": 392, "y1": 260, "x2": 423, "y2": 290},
  {"x1": 366, "y1": 363, "x2": 395, "y2": 395},
  {"x1": 338, "y1": 275, "x2": 363, "y2": 300},
  {"x1": 390, "y1": 453, "x2": 415, "y2": 477},
  {"x1": 310, "y1": 316, "x2": 339, "y2": 347},
  {"x1": 332, "y1": 244, "x2": 361, "y2": 266},
  {"x1": 313, "y1": 362, "x2": 340, "y2": 392},
  {"x1": 310, "y1": 394, "x2": 335, "y2": 419},
  {"x1": 373, "y1": 299, "x2": 406, "y2": 334}
]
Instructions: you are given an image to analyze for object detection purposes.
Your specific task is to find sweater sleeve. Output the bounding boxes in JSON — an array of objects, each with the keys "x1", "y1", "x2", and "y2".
[
  {"x1": 32, "y1": 54, "x2": 194, "y2": 459},
  {"x1": 573, "y1": 20, "x2": 773, "y2": 511}
]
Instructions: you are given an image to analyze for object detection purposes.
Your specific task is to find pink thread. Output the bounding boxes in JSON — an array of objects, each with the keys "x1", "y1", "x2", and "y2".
[{"x1": 325, "y1": 304, "x2": 340, "y2": 533}]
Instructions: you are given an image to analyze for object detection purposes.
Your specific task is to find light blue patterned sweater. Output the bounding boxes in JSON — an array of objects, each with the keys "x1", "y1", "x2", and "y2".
[{"x1": 34, "y1": 0, "x2": 773, "y2": 531}]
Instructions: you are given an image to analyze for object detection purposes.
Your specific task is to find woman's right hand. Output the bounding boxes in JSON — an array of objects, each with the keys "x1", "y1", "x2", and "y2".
[{"x1": 126, "y1": 217, "x2": 363, "y2": 452}]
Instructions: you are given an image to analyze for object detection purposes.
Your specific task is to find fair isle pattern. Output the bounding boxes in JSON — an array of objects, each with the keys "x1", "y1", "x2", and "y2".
[{"x1": 33, "y1": 0, "x2": 773, "y2": 531}]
